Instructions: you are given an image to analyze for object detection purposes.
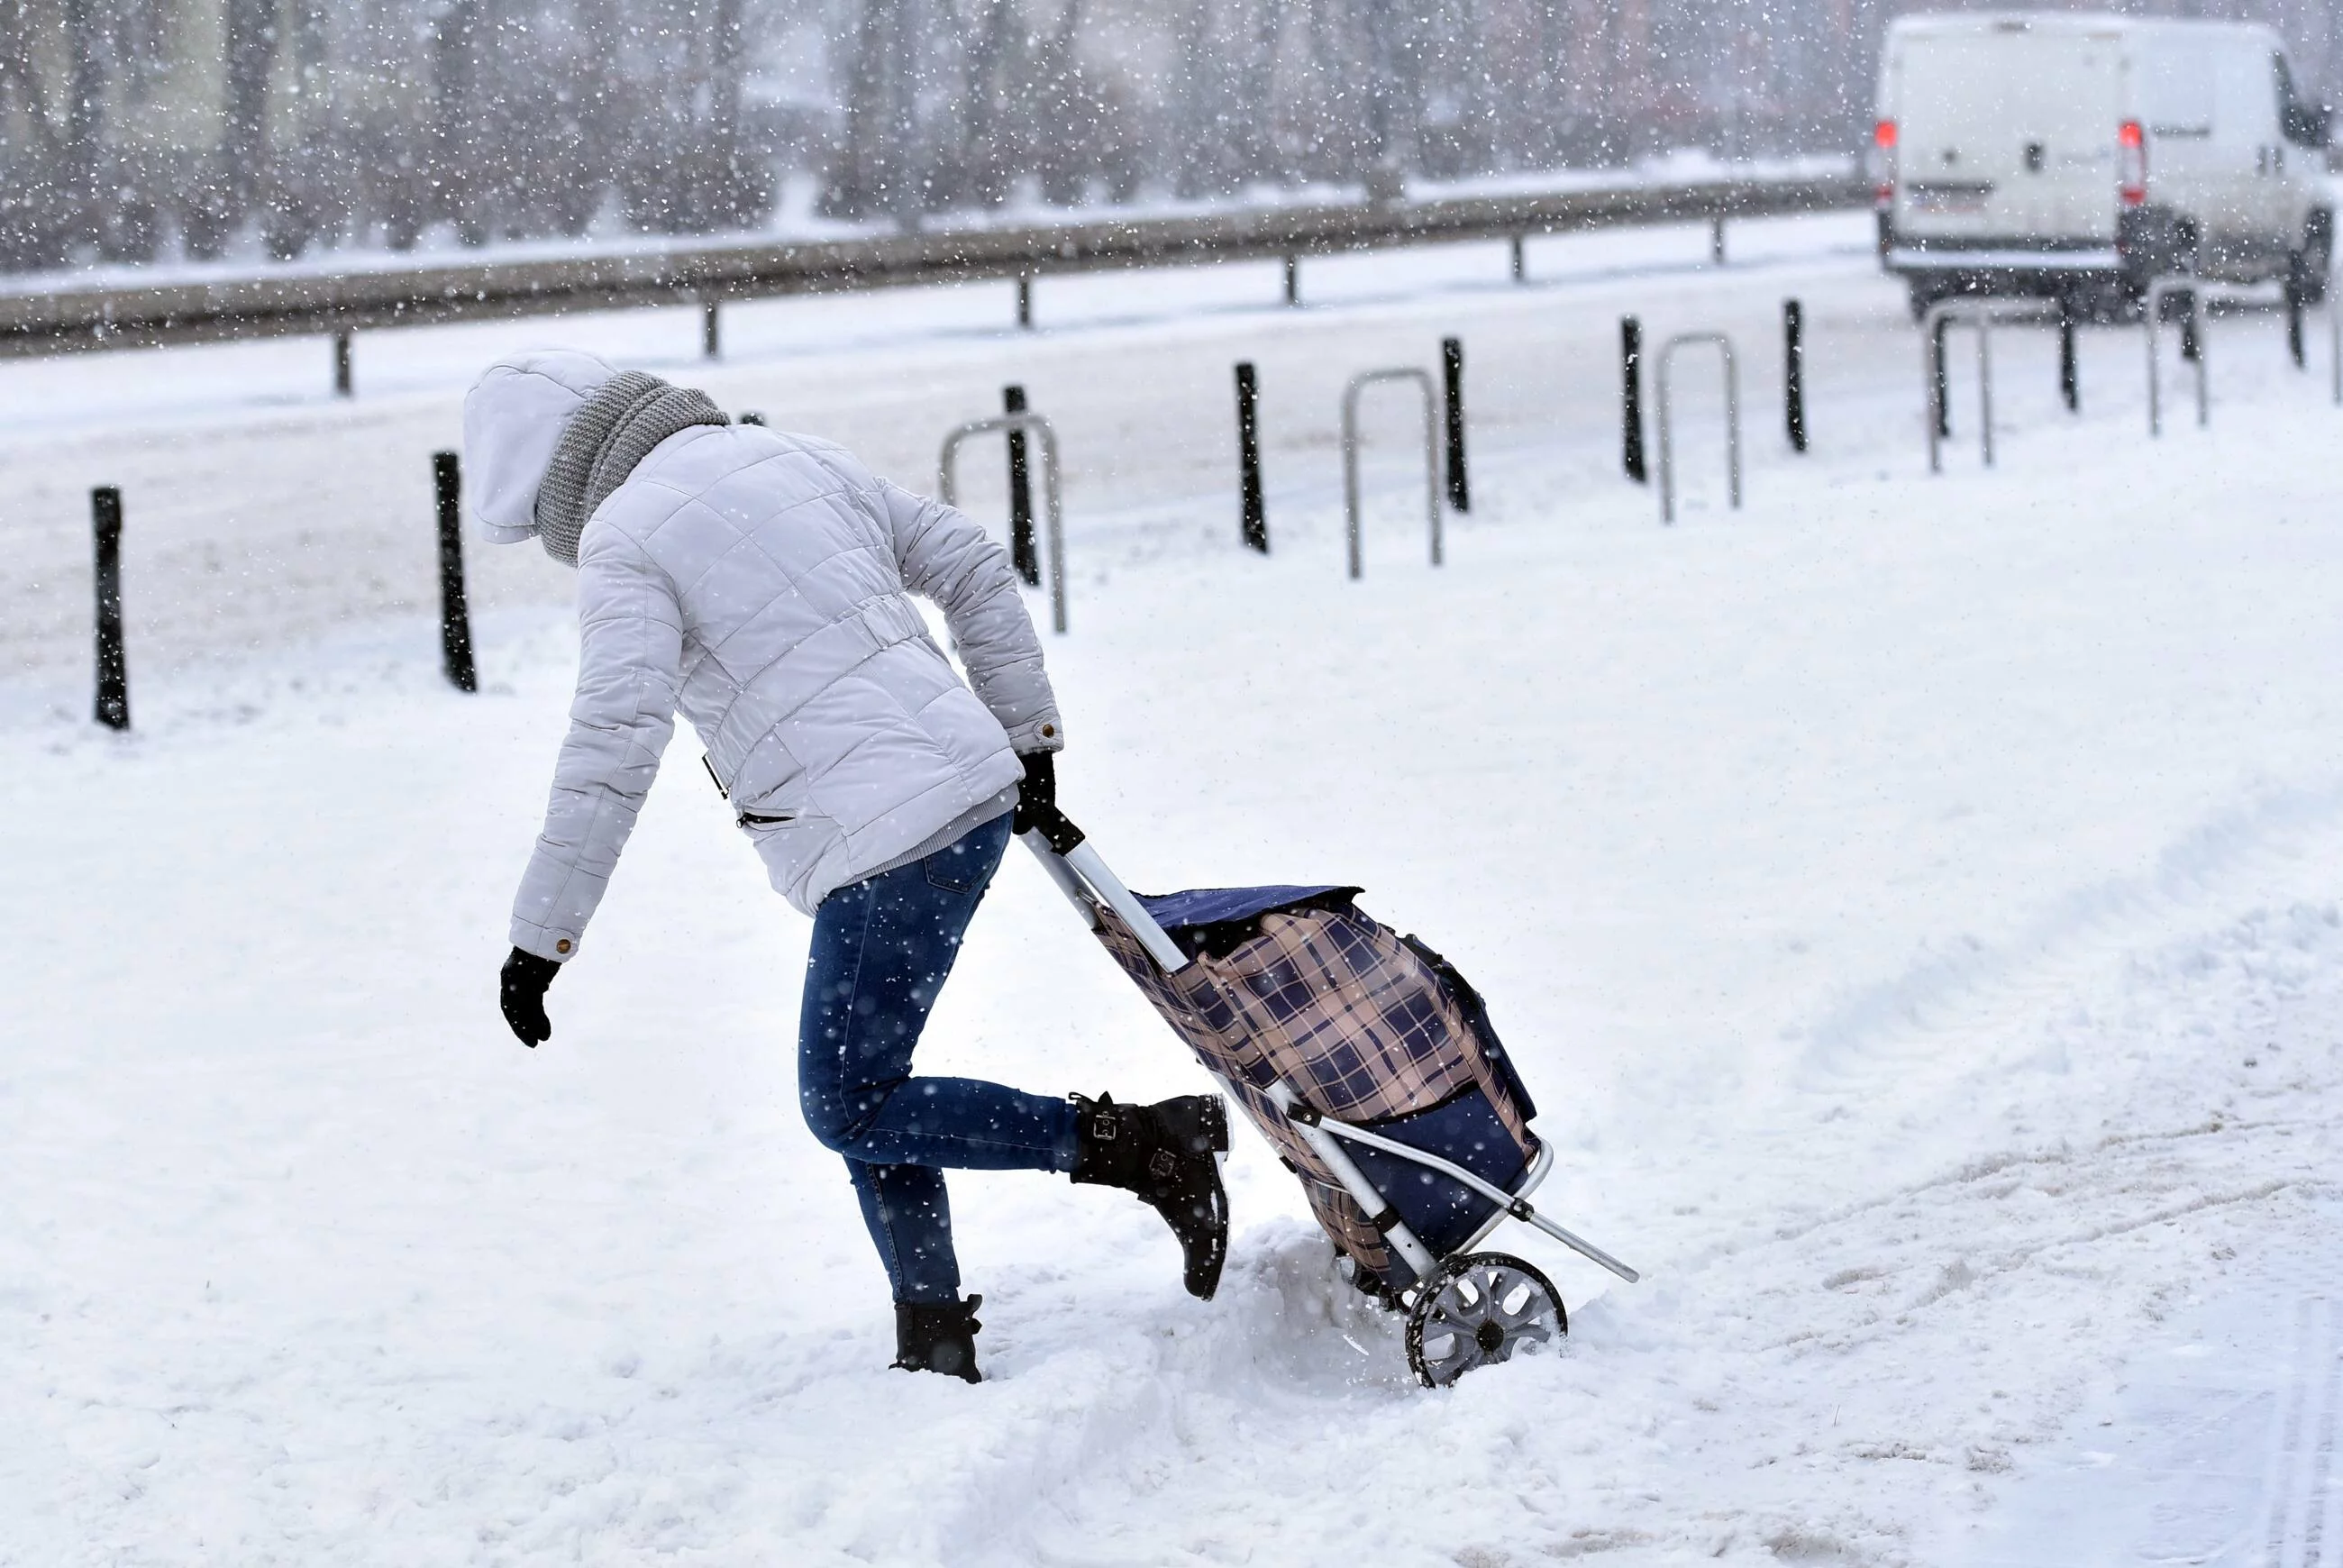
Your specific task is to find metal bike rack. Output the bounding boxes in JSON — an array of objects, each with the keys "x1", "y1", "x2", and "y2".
[
  {"x1": 2144, "y1": 277, "x2": 2290, "y2": 435},
  {"x1": 2143, "y1": 278, "x2": 2209, "y2": 436},
  {"x1": 1339, "y1": 367, "x2": 1442, "y2": 580},
  {"x1": 1920, "y1": 299, "x2": 2057, "y2": 473},
  {"x1": 1655, "y1": 332, "x2": 1741, "y2": 524},
  {"x1": 2332, "y1": 264, "x2": 2342, "y2": 406},
  {"x1": 939, "y1": 410, "x2": 1068, "y2": 634}
]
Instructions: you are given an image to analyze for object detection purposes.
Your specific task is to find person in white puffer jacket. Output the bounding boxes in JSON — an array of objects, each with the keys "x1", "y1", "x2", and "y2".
[{"x1": 467, "y1": 350, "x2": 1228, "y2": 1381}]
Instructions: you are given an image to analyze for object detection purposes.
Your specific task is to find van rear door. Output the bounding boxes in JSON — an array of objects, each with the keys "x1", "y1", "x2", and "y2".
[
  {"x1": 2136, "y1": 24, "x2": 2219, "y2": 218},
  {"x1": 1890, "y1": 21, "x2": 2123, "y2": 247},
  {"x1": 2211, "y1": 38, "x2": 2288, "y2": 263}
]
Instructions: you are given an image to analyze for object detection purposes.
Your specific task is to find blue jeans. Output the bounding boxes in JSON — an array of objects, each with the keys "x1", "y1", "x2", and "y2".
[{"x1": 798, "y1": 811, "x2": 1077, "y2": 1304}]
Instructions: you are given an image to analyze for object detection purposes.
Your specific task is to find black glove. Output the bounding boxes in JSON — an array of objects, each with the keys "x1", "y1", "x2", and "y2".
[
  {"x1": 1012, "y1": 750, "x2": 1057, "y2": 834},
  {"x1": 499, "y1": 947, "x2": 561, "y2": 1047},
  {"x1": 1012, "y1": 749, "x2": 1083, "y2": 854}
]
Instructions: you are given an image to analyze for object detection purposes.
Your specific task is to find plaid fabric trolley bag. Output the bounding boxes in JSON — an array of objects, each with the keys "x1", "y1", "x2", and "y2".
[{"x1": 1018, "y1": 815, "x2": 1640, "y2": 1388}]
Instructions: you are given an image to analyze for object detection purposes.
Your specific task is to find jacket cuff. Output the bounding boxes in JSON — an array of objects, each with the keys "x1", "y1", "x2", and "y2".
[
  {"x1": 1006, "y1": 716, "x2": 1064, "y2": 754},
  {"x1": 509, "y1": 920, "x2": 579, "y2": 962}
]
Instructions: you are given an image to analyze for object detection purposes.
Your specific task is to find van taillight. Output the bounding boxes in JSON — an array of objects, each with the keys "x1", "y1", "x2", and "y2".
[
  {"x1": 2119, "y1": 119, "x2": 2146, "y2": 205},
  {"x1": 1872, "y1": 120, "x2": 1898, "y2": 205}
]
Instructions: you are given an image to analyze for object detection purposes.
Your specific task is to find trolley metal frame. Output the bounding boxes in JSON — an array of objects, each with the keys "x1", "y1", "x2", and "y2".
[{"x1": 1017, "y1": 826, "x2": 1642, "y2": 1296}]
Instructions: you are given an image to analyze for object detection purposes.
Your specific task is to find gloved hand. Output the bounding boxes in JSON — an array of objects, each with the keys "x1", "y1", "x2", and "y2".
[
  {"x1": 1012, "y1": 750, "x2": 1056, "y2": 834},
  {"x1": 1012, "y1": 749, "x2": 1083, "y2": 854},
  {"x1": 499, "y1": 947, "x2": 561, "y2": 1047}
]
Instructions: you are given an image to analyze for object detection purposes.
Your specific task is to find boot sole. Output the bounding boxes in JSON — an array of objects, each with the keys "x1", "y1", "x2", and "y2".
[
  {"x1": 1191, "y1": 1097, "x2": 1230, "y2": 1299},
  {"x1": 1139, "y1": 1098, "x2": 1230, "y2": 1300},
  {"x1": 1167, "y1": 1099, "x2": 1230, "y2": 1300},
  {"x1": 1192, "y1": 1164, "x2": 1229, "y2": 1300},
  {"x1": 1150, "y1": 1155, "x2": 1230, "y2": 1301}
]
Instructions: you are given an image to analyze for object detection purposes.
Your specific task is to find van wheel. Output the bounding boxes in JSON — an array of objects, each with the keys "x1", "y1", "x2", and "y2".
[
  {"x1": 2069, "y1": 277, "x2": 2130, "y2": 325},
  {"x1": 2291, "y1": 210, "x2": 2333, "y2": 306}
]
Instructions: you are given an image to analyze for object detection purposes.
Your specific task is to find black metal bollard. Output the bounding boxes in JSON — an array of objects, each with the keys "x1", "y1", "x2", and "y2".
[
  {"x1": 2180, "y1": 305, "x2": 2201, "y2": 363},
  {"x1": 2288, "y1": 281, "x2": 2306, "y2": 369},
  {"x1": 1621, "y1": 316, "x2": 1646, "y2": 483},
  {"x1": 1783, "y1": 299, "x2": 1808, "y2": 453},
  {"x1": 1932, "y1": 316, "x2": 1952, "y2": 437},
  {"x1": 1235, "y1": 362, "x2": 1268, "y2": 553},
  {"x1": 2058, "y1": 305, "x2": 2080, "y2": 412},
  {"x1": 333, "y1": 331, "x2": 353, "y2": 398},
  {"x1": 92, "y1": 487, "x2": 128, "y2": 730},
  {"x1": 1441, "y1": 336, "x2": 1469, "y2": 512},
  {"x1": 433, "y1": 452, "x2": 479, "y2": 694},
  {"x1": 1002, "y1": 385, "x2": 1039, "y2": 586}
]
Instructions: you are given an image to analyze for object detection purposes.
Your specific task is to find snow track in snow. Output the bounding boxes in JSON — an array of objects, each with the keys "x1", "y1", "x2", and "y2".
[
  {"x1": 1795, "y1": 779, "x2": 2343, "y2": 1099},
  {"x1": 2267, "y1": 1296, "x2": 2343, "y2": 1568}
]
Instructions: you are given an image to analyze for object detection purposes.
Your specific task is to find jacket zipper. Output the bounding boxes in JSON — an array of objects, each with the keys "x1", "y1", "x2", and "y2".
[{"x1": 708, "y1": 753, "x2": 793, "y2": 825}]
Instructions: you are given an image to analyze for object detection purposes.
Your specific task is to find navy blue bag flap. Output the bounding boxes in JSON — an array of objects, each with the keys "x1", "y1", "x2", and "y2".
[{"x1": 1135, "y1": 885, "x2": 1362, "y2": 933}]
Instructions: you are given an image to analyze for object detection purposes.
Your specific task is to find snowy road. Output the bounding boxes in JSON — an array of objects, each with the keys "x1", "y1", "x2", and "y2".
[
  {"x1": 3, "y1": 213, "x2": 1885, "y2": 679},
  {"x1": 5, "y1": 214, "x2": 2342, "y2": 1564},
  {"x1": 1964, "y1": 1230, "x2": 2343, "y2": 1568}
]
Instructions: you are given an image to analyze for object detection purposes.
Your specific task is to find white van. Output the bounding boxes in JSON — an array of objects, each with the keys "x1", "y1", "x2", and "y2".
[{"x1": 1874, "y1": 12, "x2": 2332, "y2": 316}]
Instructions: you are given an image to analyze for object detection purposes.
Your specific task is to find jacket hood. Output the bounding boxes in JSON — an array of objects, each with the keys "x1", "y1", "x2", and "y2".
[{"x1": 461, "y1": 350, "x2": 621, "y2": 544}]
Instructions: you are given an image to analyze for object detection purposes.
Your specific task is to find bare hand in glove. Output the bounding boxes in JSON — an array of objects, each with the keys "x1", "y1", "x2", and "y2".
[{"x1": 499, "y1": 947, "x2": 561, "y2": 1047}]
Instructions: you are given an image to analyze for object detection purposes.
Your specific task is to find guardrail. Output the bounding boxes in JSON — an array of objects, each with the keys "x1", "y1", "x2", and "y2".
[{"x1": 0, "y1": 172, "x2": 1865, "y2": 376}]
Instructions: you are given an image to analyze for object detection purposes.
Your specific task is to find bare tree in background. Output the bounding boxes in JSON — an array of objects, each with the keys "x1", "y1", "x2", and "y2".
[
  {"x1": 956, "y1": 0, "x2": 1017, "y2": 205},
  {"x1": 4, "y1": 0, "x2": 2339, "y2": 273},
  {"x1": 824, "y1": 0, "x2": 905, "y2": 217}
]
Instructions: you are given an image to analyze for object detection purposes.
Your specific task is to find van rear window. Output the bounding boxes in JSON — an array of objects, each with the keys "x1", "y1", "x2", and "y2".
[{"x1": 2141, "y1": 47, "x2": 2214, "y2": 137}]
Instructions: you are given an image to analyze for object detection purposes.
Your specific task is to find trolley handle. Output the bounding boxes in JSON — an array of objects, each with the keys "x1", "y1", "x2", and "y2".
[
  {"x1": 1018, "y1": 821, "x2": 1193, "y2": 973},
  {"x1": 1023, "y1": 799, "x2": 1087, "y2": 858}
]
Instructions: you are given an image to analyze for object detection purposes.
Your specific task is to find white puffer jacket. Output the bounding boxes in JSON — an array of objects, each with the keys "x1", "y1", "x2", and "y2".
[{"x1": 464, "y1": 351, "x2": 1062, "y2": 958}]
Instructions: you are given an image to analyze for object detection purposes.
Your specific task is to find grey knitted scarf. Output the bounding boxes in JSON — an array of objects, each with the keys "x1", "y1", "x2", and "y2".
[{"x1": 533, "y1": 370, "x2": 728, "y2": 566}]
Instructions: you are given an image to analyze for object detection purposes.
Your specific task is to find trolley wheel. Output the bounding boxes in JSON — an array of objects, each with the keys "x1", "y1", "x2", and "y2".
[{"x1": 1404, "y1": 1252, "x2": 1565, "y2": 1388}]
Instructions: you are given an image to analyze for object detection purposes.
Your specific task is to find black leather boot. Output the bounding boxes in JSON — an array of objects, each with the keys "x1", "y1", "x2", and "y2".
[
  {"x1": 1069, "y1": 1093, "x2": 1231, "y2": 1300},
  {"x1": 892, "y1": 1294, "x2": 983, "y2": 1383}
]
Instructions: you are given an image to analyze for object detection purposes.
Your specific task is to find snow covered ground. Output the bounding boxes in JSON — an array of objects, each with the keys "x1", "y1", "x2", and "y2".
[{"x1": 5, "y1": 213, "x2": 2342, "y2": 1565}]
